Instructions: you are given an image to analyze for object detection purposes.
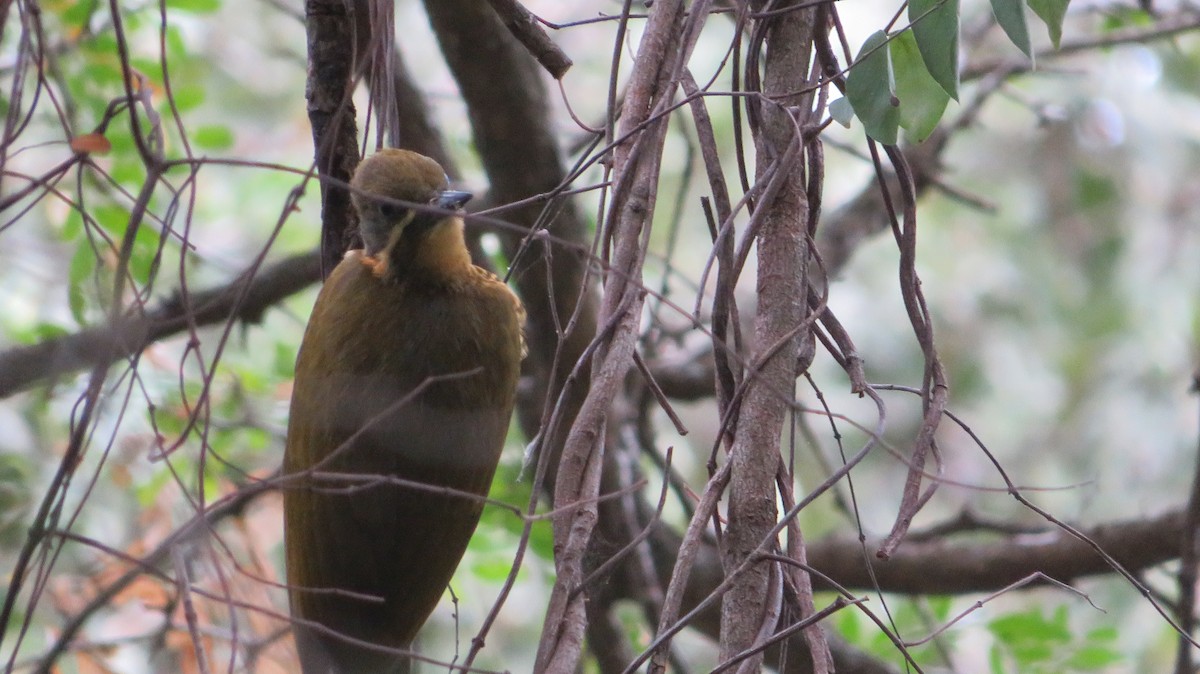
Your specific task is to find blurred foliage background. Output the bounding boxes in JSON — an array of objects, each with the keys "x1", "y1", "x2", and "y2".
[{"x1": 1, "y1": 0, "x2": 1200, "y2": 672}]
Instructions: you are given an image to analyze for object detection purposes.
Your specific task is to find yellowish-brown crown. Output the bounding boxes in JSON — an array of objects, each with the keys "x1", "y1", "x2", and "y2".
[{"x1": 350, "y1": 149, "x2": 450, "y2": 254}]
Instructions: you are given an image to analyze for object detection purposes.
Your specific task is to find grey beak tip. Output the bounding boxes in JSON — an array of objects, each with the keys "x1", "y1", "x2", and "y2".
[{"x1": 438, "y1": 190, "x2": 473, "y2": 211}]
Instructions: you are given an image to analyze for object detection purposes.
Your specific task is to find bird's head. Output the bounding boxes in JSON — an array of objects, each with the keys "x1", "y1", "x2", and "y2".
[{"x1": 350, "y1": 149, "x2": 473, "y2": 257}]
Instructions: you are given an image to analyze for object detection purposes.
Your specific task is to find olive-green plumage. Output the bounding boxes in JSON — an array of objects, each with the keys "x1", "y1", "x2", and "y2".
[{"x1": 283, "y1": 150, "x2": 524, "y2": 674}]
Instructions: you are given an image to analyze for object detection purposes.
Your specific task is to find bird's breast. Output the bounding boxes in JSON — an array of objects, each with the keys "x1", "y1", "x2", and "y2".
[
  {"x1": 299, "y1": 251, "x2": 523, "y2": 411},
  {"x1": 284, "y1": 250, "x2": 524, "y2": 520}
]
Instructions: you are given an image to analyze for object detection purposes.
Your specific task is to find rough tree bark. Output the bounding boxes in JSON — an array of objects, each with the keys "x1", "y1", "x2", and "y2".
[{"x1": 719, "y1": 3, "x2": 830, "y2": 672}]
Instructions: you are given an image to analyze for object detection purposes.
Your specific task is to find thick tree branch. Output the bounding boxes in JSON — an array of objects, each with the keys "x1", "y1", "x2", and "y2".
[
  {"x1": 0, "y1": 251, "x2": 320, "y2": 399},
  {"x1": 483, "y1": 0, "x2": 573, "y2": 79},
  {"x1": 645, "y1": 508, "x2": 1186, "y2": 674},
  {"x1": 534, "y1": 0, "x2": 702, "y2": 665},
  {"x1": 720, "y1": 3, "x2": 823, "y2": 669},
  {"x1": 306, "y1": 0, "x2": 361, "y2": 275},
  {"x1": 811, "y1": 508, "x2": 1188, "y2": 595},
  {"x1": 795, "y1": 509, "x2": 1182, "y2": 595}
]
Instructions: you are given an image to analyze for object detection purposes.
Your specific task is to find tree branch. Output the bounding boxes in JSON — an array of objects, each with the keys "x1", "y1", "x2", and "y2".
[
  {"x1": 483, "y1": 0, "x2": 573, "y2": 79},
  {"x1": 720, "y1": 3, "x2": 824, "y2": 669},
  {"x1": 306, "y1": 0, "x2": 361, "y2": 275},
  {"x1": 0, "y1": 251, "x2": 320, "y2": 400}
]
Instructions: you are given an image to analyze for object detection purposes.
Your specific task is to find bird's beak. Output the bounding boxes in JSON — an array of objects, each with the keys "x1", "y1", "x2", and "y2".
[{"x1": 436, "y1": 190, "x2": 472, "y2": 211}]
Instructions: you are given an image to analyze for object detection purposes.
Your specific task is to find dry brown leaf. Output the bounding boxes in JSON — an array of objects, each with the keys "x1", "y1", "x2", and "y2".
[
  {"x1": 112, "y1": 575, "x2": 170, "y2": 609},
  {"x1": 69, "y1": 134, "x2": 112, "y2": 155},
  {"x1": 72, "y1": 650, "x2": 115, "y2": 674}
]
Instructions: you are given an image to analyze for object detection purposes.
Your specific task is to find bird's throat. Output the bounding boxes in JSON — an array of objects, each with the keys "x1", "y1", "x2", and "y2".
[{"x1": 380, "y1": 217, "x2": 472, "y2": 285}]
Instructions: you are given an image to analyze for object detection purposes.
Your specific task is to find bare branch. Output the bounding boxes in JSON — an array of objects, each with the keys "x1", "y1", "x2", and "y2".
[
  {"x1": 720, "y1": 4, "x2": 829, "y2": 671},
  {"x1": 483, "y1": 0, "x2": 573, "y2": 79},
  {"x1": 306, "y1": 0, "x2": 362, "y2": 274},
  {"x1": 0, "y1": 251, "x2": 320, "y2": 399}
]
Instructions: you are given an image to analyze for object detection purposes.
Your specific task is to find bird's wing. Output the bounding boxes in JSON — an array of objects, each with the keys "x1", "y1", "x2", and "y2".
[{"x1": 286, "y1": 371, "x2": 511, "y2": 645}]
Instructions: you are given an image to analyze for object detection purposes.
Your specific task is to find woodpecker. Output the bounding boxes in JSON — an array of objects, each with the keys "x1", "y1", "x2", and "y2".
[{"x1": 283, "y1": 149, "x2": 524, "y2": 673}]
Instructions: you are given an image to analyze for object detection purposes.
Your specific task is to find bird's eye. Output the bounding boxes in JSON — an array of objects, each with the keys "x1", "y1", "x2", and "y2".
[{"x1": 379, "y1": 202, "x2": 406, "y2": 221}]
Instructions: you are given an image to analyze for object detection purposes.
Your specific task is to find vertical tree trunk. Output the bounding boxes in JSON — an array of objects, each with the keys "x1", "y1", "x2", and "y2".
[
  {"x1": 305, "y1": 0, "x2": 362, "y2": 275},
  {"x1": 719, "y1": 3, "x2": 824, "y2": 671}
]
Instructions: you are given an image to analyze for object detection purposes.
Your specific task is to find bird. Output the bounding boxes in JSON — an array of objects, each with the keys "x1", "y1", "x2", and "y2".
[{"x1": 282, "y1": 149, "x2": 525, "y2": 674}]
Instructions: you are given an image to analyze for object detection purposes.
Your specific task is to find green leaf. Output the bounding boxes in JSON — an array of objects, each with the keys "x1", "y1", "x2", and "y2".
[
  {"x1": 0, "y1": 455, "x2": 33, "y2": 547},
  {"x1": 193, "y1": 124, "x2": 235, "y2": 150},
  {"x1": 528, "y1": 519, "x2": 555, "y2": 561},
  {"x1": 1101, "y1": 7, "x2": 1152, "y2": 31},
  {"x1": 172, "y1": 84, "x2": 206, "y2": 112},
  {"x1": 81, "y1": 61, "x2": 122, "y2": 90},
  {"x1": 242, "y1": 427, "x2": 270, "y2": 451},
  {"x1": 61, "y1": 2, "x2": 96, "y2": 29},
  {"x1": 992, "y1": 0, "x2": 1034, "y2": 59},
  {"x1": 165, "y1": 25, "x2": 189, "y2": 62},
  {"x1": 166, "y1": 0, "x2": 221, "y2": 13},
  {"x1": 926, "y1": 595, "x2": 953, "y2": 621},
  {"x1": 128, "y1": 224, "x2": 163, "y2": 286},
  {"x1": 845, "y1": 31, "x2": 900, "y2": 145},
  {"x1": 1084, "y1": 626, "x2": 1118, "y2": 643},
  {"x1": 1065, "y1": 644, "x2": 1123, "y2": 670},
  {"x1": 988, "y1": 645, "x2": 1006, "y2": 674},
  {"x1": 67, "y1": 243, "x2": 97, "y2": 325},
  {"x1": 61, "y1": 209, "x2": 84, "y2": 239},
  {"x1": 835, "y1": 609, "x2": 861, "y2": 642},
  {"x1": 153, "y1": 404, "x2": 185, "y2": 438},
  {"x1": 989, "y1": 608, "x2": 1072, "y2": 663},
  {"x1": 470, "y1": 553, "x2": 517, "y2": 582},
  {"x1": 828, "y1": 97, "x2": 854, "y2": 127},
  {"x1": 110, "y1": 154, "x2": 146, "y2": 186},
  {"x1": 134, "y1": 468, "x2": 173, "y2": 508},
  {"x1": 908, "y1": 0, "x2": 960, "y2": 99},
  {"x1": 890, "y1": 30, "x2": 950, "y2": 143},
  {"x1": 202, "y1": 470, "x2": 221, "y2": 502},
  {"x1": 1028, "y1": 0, "x2": 1070, "y2": 48},
  {"x1": 1011, "y1": 641, "x2": 1053, "y2": 664},
  {"x1": 274, "y1": 342, "x2": 297, "y2": 378},
  {"x1": 95, "y1": 204, "x2": 131, "y2": 236},
  {"x1": 34, "y1": 323, "x2": 70, "y2": 342}
]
